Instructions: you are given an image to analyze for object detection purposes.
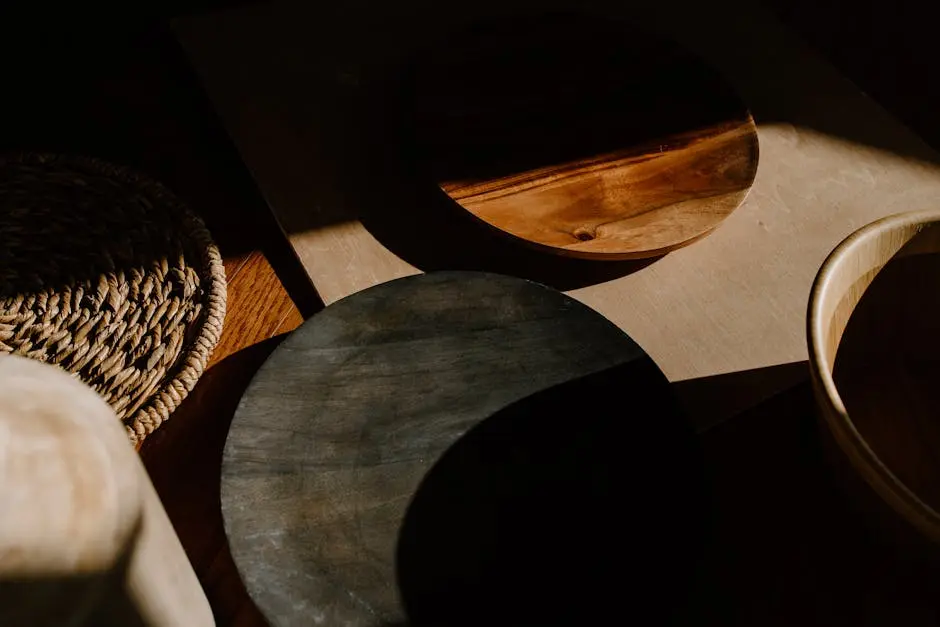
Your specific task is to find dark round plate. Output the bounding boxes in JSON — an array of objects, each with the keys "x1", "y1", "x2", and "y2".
[
  {"x1": 222, "y1": 271, "x2": 707, "y2": 626},
  {"x1": 401, "y1": 12, "x2": 759, "y2": 260}
]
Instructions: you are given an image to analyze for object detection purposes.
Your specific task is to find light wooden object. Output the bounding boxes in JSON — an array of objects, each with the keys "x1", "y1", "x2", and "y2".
[
  {"x1": 173, "y1": 0, "x2": 940, "y2": 425},
  {"x1": 0, "y1": 355, "x2": 215, "y2": 627},
  {"x1": 807, "y1": 210, "x2": 940, "y2": 547}
]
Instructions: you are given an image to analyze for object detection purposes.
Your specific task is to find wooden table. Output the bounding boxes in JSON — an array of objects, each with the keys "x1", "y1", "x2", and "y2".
[
  {"x1": 170, "y1": 1, "x2": 940, "y2": 623},
  {"x1": 4, "y1": 6, "x2": 939, "y2": 626}
]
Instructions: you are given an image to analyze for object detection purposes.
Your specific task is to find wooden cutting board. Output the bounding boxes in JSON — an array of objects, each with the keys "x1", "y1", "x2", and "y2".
[
  {"x1": 221, "y1": 271, "x2": 705, "y2": 627},
  {"x1": 402, "y1": 12, "x2": 758, "y2": 259},
  {"x1": 174, "y1": 0, "x2": 940, "y2": 426}
]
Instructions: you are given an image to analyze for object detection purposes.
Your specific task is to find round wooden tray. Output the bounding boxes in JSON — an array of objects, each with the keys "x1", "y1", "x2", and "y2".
[
  {"x1": 222, "y1": 271, "x2": 705, "y2": 626},
  {"x1": 402, "y1": 12, "x2": 759, "y2": 260}
]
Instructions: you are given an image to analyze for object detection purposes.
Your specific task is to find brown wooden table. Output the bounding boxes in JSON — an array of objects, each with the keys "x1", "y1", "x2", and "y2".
[{"x1": 2, "y1": 8, "x2": 939, "y2": 625}]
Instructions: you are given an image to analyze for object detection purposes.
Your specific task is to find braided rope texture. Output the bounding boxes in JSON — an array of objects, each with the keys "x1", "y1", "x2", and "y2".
[{"x1": 0, "y1": 154, "x2": 227, "y2": 445}]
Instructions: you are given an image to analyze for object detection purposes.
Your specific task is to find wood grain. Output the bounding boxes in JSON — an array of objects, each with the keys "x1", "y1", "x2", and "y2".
[
  {"x1": 808, "y1": 211, "x2": 940, "y2": 547},
  {"x1": 441, "y1": 121, "x2": 756, "y2": 258},
  {"x1": 404, "y1": 13, "x2": 758, "y2": 259},
  {"x1": 211, "y1": 251, "x2": 304, "y2": 366},
  {"x1": 221, "y1": 272, "x2": 703, "y2": 627}
]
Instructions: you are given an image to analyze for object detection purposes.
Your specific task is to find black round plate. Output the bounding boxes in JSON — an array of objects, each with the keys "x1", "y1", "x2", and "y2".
[{"x1": 222, "y1": 271, "x2": 706, "y2": 626}]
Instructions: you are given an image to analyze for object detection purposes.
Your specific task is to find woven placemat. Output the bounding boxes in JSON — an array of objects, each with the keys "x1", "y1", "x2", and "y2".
[{"x1": 0, "y1": 154, "x2": 227, "y2": 444}]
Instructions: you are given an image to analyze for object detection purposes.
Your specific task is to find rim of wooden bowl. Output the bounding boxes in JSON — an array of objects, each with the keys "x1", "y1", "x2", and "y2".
[{"x1": 807, "y1": 209, "x2": 940, "y2": 544}]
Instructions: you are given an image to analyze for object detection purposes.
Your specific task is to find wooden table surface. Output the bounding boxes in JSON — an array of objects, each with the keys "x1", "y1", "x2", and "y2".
[{"x1": 3, "y1": 7, "x2": 939, "y2": 626}]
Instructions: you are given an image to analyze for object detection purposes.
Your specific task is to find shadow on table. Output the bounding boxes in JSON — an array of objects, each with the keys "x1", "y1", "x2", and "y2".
[
  {"x1": 141, "y1": 336, "x2": 290, "y2": 627},
  {"x1": 0, "y1": 21, "x2": 324, "y2": 317},
  {"x1": 393, "y1": 359, "x2": 940, "y2": 626},
  {"x1": 671, "y1": 361, "x2": 810, "y2": 433},
  {"x1": 686, "y1": 379, "x2": 940, "y2": 625},
  {"x1": 394, "y1": 360, "x2": 708, "y2": 627}
]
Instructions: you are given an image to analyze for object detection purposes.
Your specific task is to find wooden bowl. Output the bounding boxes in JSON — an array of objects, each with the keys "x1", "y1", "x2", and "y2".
[{"x1": 808, "y1": 210, "x2": 940, "y2": 548}]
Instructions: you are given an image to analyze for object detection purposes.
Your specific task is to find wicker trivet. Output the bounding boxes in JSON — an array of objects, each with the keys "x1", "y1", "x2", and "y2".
[{"x1": 0, "y1": 154, "x2": 227, "y2": 444}]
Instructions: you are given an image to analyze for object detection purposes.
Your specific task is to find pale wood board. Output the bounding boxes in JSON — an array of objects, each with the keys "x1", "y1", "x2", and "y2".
[
  {"x1": 0, "y1": 355, "x2": 214, "y2": 627},
  {"x1": 173, "y1": 0, "x2": 940, "y2": 425}
]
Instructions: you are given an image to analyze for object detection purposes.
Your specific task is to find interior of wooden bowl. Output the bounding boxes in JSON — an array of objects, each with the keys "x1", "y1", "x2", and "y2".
[{"x1": 808, "y1": 210, "x2": 940, "y2": 543}]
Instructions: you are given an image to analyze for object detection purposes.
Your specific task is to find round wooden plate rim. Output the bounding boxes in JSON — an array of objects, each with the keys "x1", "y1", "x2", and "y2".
[{"x1": 808, "y1": 209, "x2": 940, "y2": 543}]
